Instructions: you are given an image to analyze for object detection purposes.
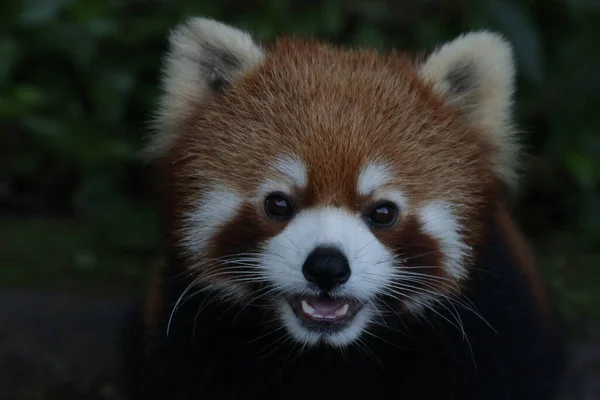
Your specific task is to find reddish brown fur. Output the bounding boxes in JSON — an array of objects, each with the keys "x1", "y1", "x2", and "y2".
[
  {"x1": 161, "y1": 38, "x2": 503, "y2": 298},
  {"x1": 200, "y1": 202, "x2": 287, "y2": 287},
  {"x1": 168, "y1": 43, "x2": 497, "y2": 215}
]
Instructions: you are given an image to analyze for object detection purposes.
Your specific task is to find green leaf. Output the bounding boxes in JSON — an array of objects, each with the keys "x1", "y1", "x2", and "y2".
[{"x1": 14, "y1": 85, "x2": 46, "y2": 108}]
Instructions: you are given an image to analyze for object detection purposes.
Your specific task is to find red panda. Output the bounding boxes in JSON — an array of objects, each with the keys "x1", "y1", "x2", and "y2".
[{"x1": 122, "y1": 17, "x2": 566, "y2": 400}]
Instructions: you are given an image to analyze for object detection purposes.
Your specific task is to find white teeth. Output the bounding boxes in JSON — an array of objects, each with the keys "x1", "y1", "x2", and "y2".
[
  {"x1": 301, "y1": 300, "x2": 316, "y2": 315},
  {"x1": 335, "y1": 303, "x2": 350, "y2": 317}
]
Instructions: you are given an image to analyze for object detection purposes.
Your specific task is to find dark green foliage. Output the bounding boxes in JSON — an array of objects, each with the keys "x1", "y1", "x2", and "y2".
[{"x1": 1, "y1": 0, "x2": 599, "y2": 322}]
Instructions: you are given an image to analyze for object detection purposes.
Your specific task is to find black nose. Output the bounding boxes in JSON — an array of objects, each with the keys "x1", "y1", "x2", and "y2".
[{"x1": 302, "y1": 247, "x2": 351, "y2": 292}]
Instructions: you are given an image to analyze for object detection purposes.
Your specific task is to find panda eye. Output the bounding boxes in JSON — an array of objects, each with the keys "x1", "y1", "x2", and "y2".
[
  {"x1": 367, "y1": 201, "x2": 398, "y2": 227},
  {"x1": 264, "y1": 193, "x2": 294, "y2": 220}
]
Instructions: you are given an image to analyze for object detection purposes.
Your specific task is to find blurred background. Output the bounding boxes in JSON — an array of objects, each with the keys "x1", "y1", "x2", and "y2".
[{"x1": 1, "y1": 0, "x2": 599, "y2": 399}]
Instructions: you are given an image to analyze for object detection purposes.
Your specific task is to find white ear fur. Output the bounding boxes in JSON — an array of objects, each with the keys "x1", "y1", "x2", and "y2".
[
  {"x1": 418, "y1": 31, "x2": 519, "y2": 189},
  {"x1": 145, "y1": 17, "x2": 264, "y2": 159}
]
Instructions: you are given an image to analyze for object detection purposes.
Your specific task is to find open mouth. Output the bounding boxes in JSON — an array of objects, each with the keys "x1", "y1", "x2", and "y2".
[{"x1": 288, "y1": 295, "x2": 363, "y2": 330}]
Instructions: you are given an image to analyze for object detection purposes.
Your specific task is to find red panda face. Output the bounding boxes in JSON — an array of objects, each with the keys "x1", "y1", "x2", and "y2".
[{"x1": 150, "y1": 19, "x2": 518, "y2": 347}]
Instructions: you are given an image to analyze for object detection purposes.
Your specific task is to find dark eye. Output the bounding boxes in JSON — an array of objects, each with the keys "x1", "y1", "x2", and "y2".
[
  {"x1": 265, "y1": 193, "x2": 294, "y2": 220},
  {"x1": 368, "y1": 201, "x2": 398, "y2": 227}
]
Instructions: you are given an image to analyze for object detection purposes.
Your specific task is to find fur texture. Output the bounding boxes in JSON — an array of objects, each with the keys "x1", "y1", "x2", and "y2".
[
  {"x1": 122, "y1": 17, "x2": 566, "y2": 400},
  {"x1": 145, "y1": 18, "x2": 264, "y2": 159},
  {"x1": 417, "y1": 32, "x2": 519, "y2": 189}
]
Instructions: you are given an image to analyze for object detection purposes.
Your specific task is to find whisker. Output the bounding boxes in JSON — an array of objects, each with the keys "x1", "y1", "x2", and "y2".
[
  {"x1": 353, "y1": 239, "x2": 378, "y2": 260},
  {"x1": 246, "y1": 323, "x2": 286, "y2": 344},
  {"x1": 231, "y1": 286, "x2": 282, "y2": 323},
  {"x1": 166, "y1": 278, "x2": 198, "y2": 336},
  {"x1": 362, "y1": 329, "x2": 410, "y2": 351},
  {"x1": 259, "y1": 332, "x2": 294, "y2": 360},
  {"x1": 353, "y1": 337, "x2": 385, "y2": 369},
  {"x1": 192, "y1": 292, "x2": 222, "y2": 338},
  {"x1": 282, "y1": 234, "x2": 301, "y2": 253},
  {"x1": 358, "y1": 275, "x2": 477, "y2": 344}
]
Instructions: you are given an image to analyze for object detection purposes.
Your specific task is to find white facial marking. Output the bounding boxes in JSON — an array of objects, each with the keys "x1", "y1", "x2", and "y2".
[
  {"x1": 357, "y1": 161, "x2": 392, "y2": 196},
  {"x1": 272, "y1": 156, "x2": 308, "y2": 189},
  {"x1": 418, "y1": 200, "x2": 469, "y2": 280},
  {"x1": 255, "y1": 156, "x2": 308, "y2": 200},
  {"x1": 260, "y1": 207, "x2": 396, "y2": 346},
  {"x1": 181, "y1": 187, "x2": 242, "y2": 257},
  {"x1": 378, "y1": 189, "x2": 409, "y2": 211}
]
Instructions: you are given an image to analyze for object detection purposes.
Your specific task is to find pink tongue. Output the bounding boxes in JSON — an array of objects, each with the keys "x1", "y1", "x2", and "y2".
[{"x1": 307, "y1": 297, "x2": 346, "y2": 314}]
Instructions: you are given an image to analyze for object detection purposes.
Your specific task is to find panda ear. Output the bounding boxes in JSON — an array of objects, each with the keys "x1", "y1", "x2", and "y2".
[
  {"x1": 146, "y1": 17, "x2": 264, "y2": 159},
  {"x1": 418, "y1": 31, "x2": 519, "y2": 188}
]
